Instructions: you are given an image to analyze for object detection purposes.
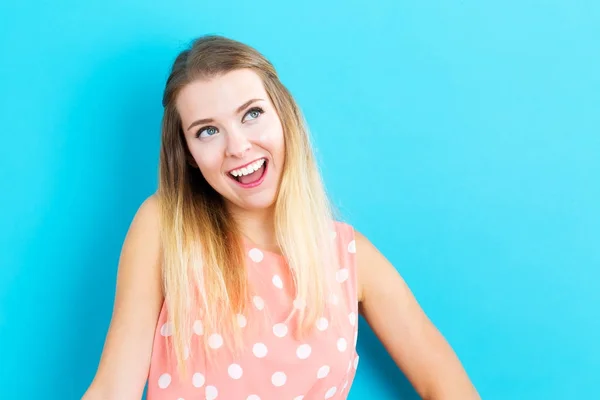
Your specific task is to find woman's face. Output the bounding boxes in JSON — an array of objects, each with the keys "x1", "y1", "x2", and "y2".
[{"x1": 176, "y1": 68, "x2": 285, "y2": 213}]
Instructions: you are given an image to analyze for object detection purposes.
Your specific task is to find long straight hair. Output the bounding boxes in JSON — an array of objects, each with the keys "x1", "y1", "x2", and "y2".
[{"x1": 158, "y1": 35, "x2": 343, "y2": 376}]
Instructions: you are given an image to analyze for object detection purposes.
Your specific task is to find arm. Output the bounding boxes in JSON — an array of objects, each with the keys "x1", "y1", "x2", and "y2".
[
  {"x1": 356, "y1": 230, "x2": 480, "y2": 400},
  {"x1": 82, "y1": 195, "x2": 163, "y2": 400}
]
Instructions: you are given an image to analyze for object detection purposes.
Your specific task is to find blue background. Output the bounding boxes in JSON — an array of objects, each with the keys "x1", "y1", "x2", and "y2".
[{"x1": 1, "y1": 1, "x2": 598, "y2": 399}]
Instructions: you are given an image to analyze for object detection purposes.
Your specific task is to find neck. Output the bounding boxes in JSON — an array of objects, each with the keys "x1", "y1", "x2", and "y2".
[{"x1": 228, "y1": 204, "x2": 279, "y2": 252}]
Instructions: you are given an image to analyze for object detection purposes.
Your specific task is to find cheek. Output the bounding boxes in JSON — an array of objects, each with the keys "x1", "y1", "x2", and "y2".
[
  {"x1": 272, "y1": 131, "x2": 286, "y2": 162},
  {"x1": 188, "y1": 146, "x2": 222, "y2": 176},
  {"x1": 254, "y1": 124, "x2": 285, "y2": 156}
]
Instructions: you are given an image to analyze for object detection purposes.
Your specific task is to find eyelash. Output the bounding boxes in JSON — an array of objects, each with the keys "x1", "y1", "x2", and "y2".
[{"x1": 195, "y1": 107, "x2": 265, "y2": 138}]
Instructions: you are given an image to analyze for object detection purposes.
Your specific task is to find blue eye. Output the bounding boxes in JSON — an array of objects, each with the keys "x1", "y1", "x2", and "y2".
[
  {"x1": 244, "y1": 107, "x2": 264, "y2": 121},
  {"x1": 197, "y1": 126, "x2": 218, "y2": 138},
  {"x1": 195, "y1": 107, "x2": 264, "y2": 139}
]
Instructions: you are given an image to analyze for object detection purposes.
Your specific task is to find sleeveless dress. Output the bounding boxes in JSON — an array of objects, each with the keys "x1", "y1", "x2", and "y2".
[{"x1": 147, "y1": 221, "x2": 360, "y2": 400}]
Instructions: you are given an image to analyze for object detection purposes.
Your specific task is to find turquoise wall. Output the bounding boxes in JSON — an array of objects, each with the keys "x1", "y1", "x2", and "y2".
[{"x1": 1, "y1": 1, "x2": 598, "y2": 399}]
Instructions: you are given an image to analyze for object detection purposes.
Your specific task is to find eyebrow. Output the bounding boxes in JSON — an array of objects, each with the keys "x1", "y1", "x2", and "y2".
[{"x1": 186, "y1": 98, "x2": 265, "y2": 132}]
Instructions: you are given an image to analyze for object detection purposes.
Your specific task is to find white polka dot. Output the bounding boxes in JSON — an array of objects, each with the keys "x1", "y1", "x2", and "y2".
[
  {"x1": 317, "y1": 365, "x2": 330, "y2": 379},
  {"x1": 325, "y1": 386, "x2": 337, "y2": 399},
  {"x1": 296, "y1": 344, "x2": 311, "y2": 359},
  {"x1": 273, "y1": 323, "x2": 288, "y2": 338},
  {"x1": 347, "y1": 239, "x2": 356, "y2": 253},
  {"x1": 249, "y1": 248, "x2": 264, "y2": 262},
  {"x1": 272, "y1": 275, "x2": 283, "y2": 289},
  {"x1": 316, "y1": 317, "x2": 329, "y2": 331},
  {"x1": 237, "y1": 314, "x2": 247, "y2": 328},
  {"x1": 253, "y1": 342, "x2": 268, "y2": 358},
  {"x1": 271, "y1": 371, "x2": 287, "y2": 387},
  {"x1": 158, "y1": 373, "x2": 171, "y2": 388},
  {"x1": 329, "y1": 293, "x2": 339, "y2": 305},
  {"x1": 177, "y1": 398, "x2": 184, "y2": 400},
  {"x1": 253, "y1": 296, "x2": 265, "y2": 310},
  {"x1": 193, "y1": 320, "x2": 203, "y2": 335},
  {"x1": 354, "y1": 355, "x2": 360, "y2": 369},
  {"x1": 192, "y1": 372, "x2": 205, "y2": 387},
  {"x1": 336, "y1": 268, "x2": 349, "y2": 283},
  {"x1": 247, "y1": 396, "x2": 261, "y2": 400},
  {"x1": 293, "y1": 298, "x2": 306, "y2": 310},
  {"x1": 205, "y1": 385, "x2": 218, "y2": 400},
  {"x1": 349, "y1": 312, "x2": 356, "y2": 326},
  {"x1": 208, "y1": 333, "x2": 223, "y2": 349},
  {"x1": 228, "y1": 363, "x2": 243, "y2": 379},
  {"x1": 293, "y1": 397, "x2": 304, "y2": 400},
  {"x1": 160, "y1": 322, "x2": 173, "y2": 337},
  {"x1": 337, "y1": 338, "x2": 347, "y2": 352}
]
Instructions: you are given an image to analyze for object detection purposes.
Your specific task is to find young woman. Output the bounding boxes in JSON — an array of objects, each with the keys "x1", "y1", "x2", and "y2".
[{"x1": 82, "y1": 35, "x2": 480, "y2": 400}]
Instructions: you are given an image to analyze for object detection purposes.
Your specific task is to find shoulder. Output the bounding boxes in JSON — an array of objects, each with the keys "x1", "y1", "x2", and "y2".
[
  {"x1": 136, "y1": 193, "x2": 160, "y2": 221},
  {"x1": 119, "y1": 192, "x2": 162, "y2": 276},
  {"x1": 332, "y1": 220, "x2": 355, "y2": 239},
  {"x1": 351, "y1": 228, "x2": 392, "y2": 303},
  {"x1": 119, "y1": 193, "x2": 162, "y2": 283},
  {"x1": 127, "y1": 194, "x2": 160, "y2": 240},
  {"x1": 330, "y1": 222, "x2": 387, "y2": 303},
  {"x1": 331, "y1": 220, "x2": 370, "y2": 255}
]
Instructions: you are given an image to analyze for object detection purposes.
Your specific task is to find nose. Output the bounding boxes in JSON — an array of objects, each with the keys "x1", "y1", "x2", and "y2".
[{"x1": 225, "y1": 129, "x2": 252, "y2": 158}]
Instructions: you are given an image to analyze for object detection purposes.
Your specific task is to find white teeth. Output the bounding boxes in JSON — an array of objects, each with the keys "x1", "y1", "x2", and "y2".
[{"x1": 230, "y1": 159, "x2": 265, "y2": 177}]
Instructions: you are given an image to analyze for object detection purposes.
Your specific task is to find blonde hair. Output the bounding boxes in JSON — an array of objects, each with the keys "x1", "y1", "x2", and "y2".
[{"x1": 157, "y1": 35, "x2": 343, "y2": 376}]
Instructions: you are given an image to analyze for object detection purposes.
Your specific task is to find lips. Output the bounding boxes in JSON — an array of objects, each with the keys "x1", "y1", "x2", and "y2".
[
  {"x1": 228, "y1": 157, "x2": 267, "y2": 180},
  {"x1": 228, "y1": 159, "x2": 268, "y2": 188}
]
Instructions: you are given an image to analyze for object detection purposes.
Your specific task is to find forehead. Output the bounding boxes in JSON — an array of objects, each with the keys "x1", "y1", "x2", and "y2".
[{"x1": 176, "y1": 69, "x2": 267, "y2": 123}]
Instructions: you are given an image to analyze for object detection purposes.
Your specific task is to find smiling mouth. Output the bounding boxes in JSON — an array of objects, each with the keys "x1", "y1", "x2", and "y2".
[{"x1": 228, "y1": 158, "x2": 268, "y2": 187}]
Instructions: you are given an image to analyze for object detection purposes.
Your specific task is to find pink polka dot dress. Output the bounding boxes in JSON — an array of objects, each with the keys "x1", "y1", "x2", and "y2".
[{"x1": 147, "y1": 222, "x2": 360, "y2": 400}]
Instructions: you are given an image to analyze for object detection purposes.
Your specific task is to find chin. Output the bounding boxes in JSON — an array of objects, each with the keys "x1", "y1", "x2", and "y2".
[
  {"x1": 241, "y1": 196, "x2": 278, "y2": 211},
  {"x1": 228, "y1": 191, "x2": 278, "y2": 213}
]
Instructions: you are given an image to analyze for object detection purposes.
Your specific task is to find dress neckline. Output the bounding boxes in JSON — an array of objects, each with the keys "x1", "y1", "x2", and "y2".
[{"x1": 241, "y1": 235, "x2": 285, "y2": 261}]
